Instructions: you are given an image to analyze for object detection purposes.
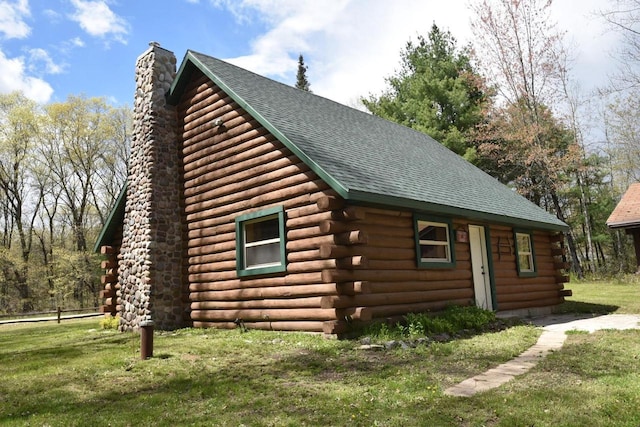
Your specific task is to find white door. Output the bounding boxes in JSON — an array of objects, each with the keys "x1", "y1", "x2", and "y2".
[{"x1": 469, "y1": 225, "x2": 493, "y2": 310}]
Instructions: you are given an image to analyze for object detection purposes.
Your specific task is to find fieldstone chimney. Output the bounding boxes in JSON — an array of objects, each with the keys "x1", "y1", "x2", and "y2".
[{"x1": 118, "y1": 42, "x2": 184, "y2": 331}]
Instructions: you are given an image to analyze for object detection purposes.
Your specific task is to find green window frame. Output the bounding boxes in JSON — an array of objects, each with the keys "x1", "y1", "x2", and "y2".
[
  {"x1": 235, "y1": 206, "x2": 286, "y2": 277},
  {"x1": 514, "y1": 230, "x2": 536, "y2": 277},
  {"x1": 414, "y1": 214, "x2": 456, "y2": 269}
]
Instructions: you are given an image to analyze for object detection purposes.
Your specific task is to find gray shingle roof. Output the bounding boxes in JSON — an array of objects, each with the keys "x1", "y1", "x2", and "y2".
[{"x1": 168, "y1": 50, "x2": 567, "y2": 232}]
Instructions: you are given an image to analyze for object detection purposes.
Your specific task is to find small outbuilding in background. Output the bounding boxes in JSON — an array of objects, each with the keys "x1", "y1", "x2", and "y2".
[{"x1": 607, "y1": 183, "x2": 640, "y2": 273}]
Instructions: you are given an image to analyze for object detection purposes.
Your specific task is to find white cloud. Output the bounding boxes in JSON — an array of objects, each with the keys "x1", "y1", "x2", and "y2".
[
  {"x1": 307, "y1": 0, "x2": 475, "y2": 105},
  {"x1": 213, "y1": 0, "x2": 474, "y2": 104},
  {"x1": 69, "y1": 36, "x2": 84, "y2": 47},
  {"x1": 56, "y1": 36, "x2": 85, "y2": 56},
  {"x1": 0, "y1": 50, "x2": 53, "y2": 103},
  {"x1": 28, "y1": 48, "x2": 64, "y2": 74},
  {"x1": 211, "y1": 0, "x2": 622, "y2": 108},
  {"x1": 43, "y1": 8, "x2": 62, "y2": 22},
  {"x1": 214, "y1": 0, "x2": 350, "y2": 77},
  {"x1": 69, "y1": 0, "x2": 128, "y2": 44},
  {"x1": 0, "y1": 0, "x2": 30, "y2": 39}
]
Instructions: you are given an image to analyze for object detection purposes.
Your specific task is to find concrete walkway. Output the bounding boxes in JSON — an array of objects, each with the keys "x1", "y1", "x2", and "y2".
[{"x1": 444, "y1": 314, "x2": 640, "y2": 397}]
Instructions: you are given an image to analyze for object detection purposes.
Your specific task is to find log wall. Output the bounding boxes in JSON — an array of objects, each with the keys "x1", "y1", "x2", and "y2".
[
  {"x1": 176, "y1": 69, "x2": 568, "y2": 335},
  {"x1": 316, "y1": 205, "x2": 475, "y2": 333},
  {"x1": 99, "y1": 224, "x2": 122, "y2": 316},
  {"x1": 489, "y1": 226, "x2": 568, "y2": 311},
  {"x1": 99, "y1": 246, "x2": 119, "y2": 316},
  {"x1": 178, "y1": 71, "x2": 340, "y2": 333}
]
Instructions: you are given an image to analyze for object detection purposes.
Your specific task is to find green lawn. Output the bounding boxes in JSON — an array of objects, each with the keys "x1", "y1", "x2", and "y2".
[
  {"x1": 1, "y1": 279, "x2": 639, "y2": 426},
  {"x1": 561, "y1": 275, "x2": 640, "y2": 313}
]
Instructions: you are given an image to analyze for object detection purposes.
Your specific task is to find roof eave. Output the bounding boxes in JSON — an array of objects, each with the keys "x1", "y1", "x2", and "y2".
[
  {"x1": 606, "y1": 220, "x2": 640, "y2": 230},
  {"x1": 93, "y1": 184, "x2": 127, "y2": 253},
  {"x1": 347, "y1": 190, "x2": 569, "y2": 232}
]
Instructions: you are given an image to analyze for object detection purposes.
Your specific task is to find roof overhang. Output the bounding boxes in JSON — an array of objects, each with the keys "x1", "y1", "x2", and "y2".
[
  {"x1": 606, "y1": 220, "x2": 640, "y2": 230},
  {"x1": 93, "y1": 184, "x2": 127, "y2": 253},
  {"x1": 348, "y1": 190, "x2": 569, "y2": 233}
]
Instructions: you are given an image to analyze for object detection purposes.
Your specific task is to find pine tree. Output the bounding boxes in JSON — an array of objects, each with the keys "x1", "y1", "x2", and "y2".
[
  {"x1": 295, "y1": 54, "x2": 311, "y2": 92},
  {"x1": 362, "y1": 24, "x2": 489, "y2": 162}
]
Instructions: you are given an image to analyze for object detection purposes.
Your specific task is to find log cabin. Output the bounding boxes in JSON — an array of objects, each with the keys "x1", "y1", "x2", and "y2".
[{"x1": 95, "y1": 43, "x2": 571, "y2": 335}]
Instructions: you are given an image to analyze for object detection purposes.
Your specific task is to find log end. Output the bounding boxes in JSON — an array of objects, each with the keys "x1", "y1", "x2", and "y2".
[
  {"x1": 317, "y1": 196, "x2": 344, "y2": 211},
  {"x1": 101, "y1": 259, "x2": 117, "y2": 269},
  {"x1": 323, "y1": 320, "x2": 348, "y2": 335},
  {"x1": 559, "y1": 289, "x2": 572, "y2": 297},
  {"x1": 100, "y1": 245, "x2": 115, "y2": 255}
]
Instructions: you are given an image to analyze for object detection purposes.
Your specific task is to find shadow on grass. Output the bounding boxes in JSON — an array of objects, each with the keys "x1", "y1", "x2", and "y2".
[
  {"x1": 0, "y1": 322, "x2": 542, "y2": 426},
  {"x1": 0, "y1": 343, "x2": 455, "y2": 426},
  {"x1": 0, "y1": 348, "x2": 382, "y2": 425},
  {"x1": 554, "y1": 300, "x2": 619, "y2": 315}
]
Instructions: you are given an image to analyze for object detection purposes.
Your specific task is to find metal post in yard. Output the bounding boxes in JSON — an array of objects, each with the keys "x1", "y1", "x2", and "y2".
[
  {"x1": 140, "y1": 320, "x2": 154, "y2": 360},
  {"x1": 57, "y1": 307, "x2": 61, "y2": 324}
]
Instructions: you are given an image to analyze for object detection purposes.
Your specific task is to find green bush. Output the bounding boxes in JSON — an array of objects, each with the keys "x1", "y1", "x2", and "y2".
[
  {"x1": 364, "y1": 305, "x2": 497, "y2": 341},
  {"x1": 99, "y1": 315, "x2": 119, "y2": 330}
]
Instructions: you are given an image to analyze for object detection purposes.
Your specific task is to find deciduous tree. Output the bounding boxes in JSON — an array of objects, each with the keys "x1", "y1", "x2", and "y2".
[
  {"x1": 600, "y1": 0, "x2": 640, "y2": 92},
  {"x1": 0, "y1": 92, "x2": 44, "y2": 311},
  {"x1": 470, "y1": 0, "x2": 585, "y2": 275},
  {"x1": 43, "y1": 96, "x2": 128, "y2": 252}
]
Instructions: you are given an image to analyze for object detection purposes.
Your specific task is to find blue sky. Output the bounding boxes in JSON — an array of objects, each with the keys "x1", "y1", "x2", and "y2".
[
  {"x1": 0, "y1": 0, "x2": 623, "y2": 115},
  {"x1": 0, "y1": 0, "x2": 271, "y2": 105}
]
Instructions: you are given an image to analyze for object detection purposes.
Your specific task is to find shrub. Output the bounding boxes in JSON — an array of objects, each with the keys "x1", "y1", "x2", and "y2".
[
  {"x1": 363, "y1": 305, "x2": 497, "y2": 341},
  {"x1": 99, "y1": 315, "x2": 119, "y2": 330}
]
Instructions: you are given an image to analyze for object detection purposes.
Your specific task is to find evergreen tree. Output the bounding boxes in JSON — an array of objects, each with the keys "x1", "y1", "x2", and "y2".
[
  {"x1": 362, "y1": 23, "x2": 489, "y2": 161},
  {"x1": 295, "y1": 54, "x2": 311, "y2": 92}
]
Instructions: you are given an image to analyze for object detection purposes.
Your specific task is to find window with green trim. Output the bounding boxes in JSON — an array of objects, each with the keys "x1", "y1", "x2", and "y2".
[
  {"x1": 515, "y1": 231, "x2": 536, "y2": 277},
  {"x1": 414, "y1": 216, "x2": 455, "y2": 268},
  {"x1": 236, "y1": 206, "x2": 286, "y2": 277}
]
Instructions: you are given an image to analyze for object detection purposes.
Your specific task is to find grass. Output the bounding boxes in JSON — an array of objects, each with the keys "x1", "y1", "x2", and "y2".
[
  {"x1": 557, "y1": 274, "x2": 640, "y2": 314},
  {"x1": 364, "y1": 304, "x2": 500, "y2": 340},
  {"x1": 1, "y1": 278, "x2": 639, "y2": 426}
]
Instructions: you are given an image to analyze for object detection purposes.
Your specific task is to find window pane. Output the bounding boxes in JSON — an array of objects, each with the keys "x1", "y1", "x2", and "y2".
[
  {"x1": 419, "y1": 222, "x2": 448, "y2": 242},
  {"x1": 246, "y1": 242, "x2": 280, "y2": 267},
  {"x1": 517, "y1": 234, "x2": 531, "y2": 253},
  {"x1": 519, "y1": 254, "x2": 532, "y2": 271},
  {"x1": 515, "y1": 232, "x2": 534, "y2": 273},
  {"x1": 421, "y1": 244, "x2": 447, "y2": 260},
  {"x1": 245, "y1": 217, "x2": 279, "y2": 243}
]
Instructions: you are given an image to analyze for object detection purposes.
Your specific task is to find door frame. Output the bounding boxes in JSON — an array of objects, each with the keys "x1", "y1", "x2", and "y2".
[{"x1": 468, "y1": 225, "x2": 496, "y2": 311}]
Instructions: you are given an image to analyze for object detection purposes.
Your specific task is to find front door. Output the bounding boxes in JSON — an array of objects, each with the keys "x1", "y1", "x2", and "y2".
[{"x1": 468, "y1": 225, "x2": 493, "y2": 310}]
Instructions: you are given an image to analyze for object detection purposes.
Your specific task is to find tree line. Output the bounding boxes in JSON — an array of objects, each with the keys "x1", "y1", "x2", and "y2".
[{"x1": 0, "y1": 93, "x2": 129, "y2": 313}]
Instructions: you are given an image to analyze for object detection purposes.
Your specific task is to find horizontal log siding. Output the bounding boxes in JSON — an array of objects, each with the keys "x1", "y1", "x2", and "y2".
[
  {"x1": 490, "y1": 225, "x2": 565, "y2": 311},
  {"x1": 317, "y1": 206, "x2": 567, "y2": 323},
  {"x1": 176, "y1": 71, "x2": 567, "y2": 333},
  {"x1": 178, "y1": 70, "x2": 339, "y2": 332},
  {"x1": 101, "y1": 224, "x2": 123, "y2": 315},
  {"x1": 318, "y1": 206, "x2": 474, "y2": 323}
]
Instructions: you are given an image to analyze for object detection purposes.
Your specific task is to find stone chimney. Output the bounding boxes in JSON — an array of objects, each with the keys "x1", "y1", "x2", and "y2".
[{"x1": 118, "y1": 42, "x2": 184, "y2": 331}]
